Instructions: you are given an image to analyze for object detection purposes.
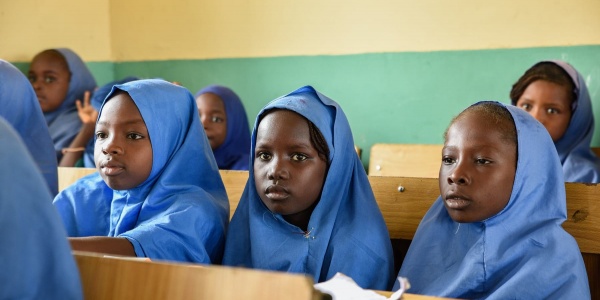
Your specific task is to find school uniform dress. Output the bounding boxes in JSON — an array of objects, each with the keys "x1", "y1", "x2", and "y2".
[
  {"x1": 53, "y1": 79, "x2": 230, "y2": 264},
  {"x1": 43, "y1": 48, "x2": 96, "y2": 162},
  {"x1": 82, "y1": 76, "x2": 139, "y2": 168},
  {"x1": 223, "y1": 86, "x2": 394, "y2": 290},
  {"x1": 195, "y1": 85, "x2": 251, "y2": 170},
  {"x1": 397, "y1": 103, "x2": 590, "y2": 299},
  {"x1": 0, "y1": 60, "x2": 58, "y2": 196},
  {"x1": 512, "y1": 60, "x2": 600, "y2": 183},
  {"x1": 0, "y1": 118, "x2": 82, "y2": 300}
]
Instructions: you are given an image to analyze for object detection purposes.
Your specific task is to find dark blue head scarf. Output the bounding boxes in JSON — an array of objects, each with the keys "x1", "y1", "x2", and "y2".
[
  {"x1": 511, "y1": 60, "x2": 600, "y2": 182},
  {"x1": 41, "y1": 48, "x2": 96, "y2": 161},
  {"x1": 0, "y1": 60, "x2": 58, "y2": 196},
  {"x1": 0, "y1": 117, "x2": 82, "y2": 299},
  {"x1": 54, "y1": 79, "x2": 229, "y2": 264},
  {"x1": 397, "y1": 102, "x2": 590, "y2": 299},
  {"x1": 82, "y1": 76, "x2": 139, "y2": 168},
  {"x1": 195, "y1": 85, "x2": 250, "y2": 170},
  {"x1": 223, "y1": 86, "x2": 394, "y2": 290}
]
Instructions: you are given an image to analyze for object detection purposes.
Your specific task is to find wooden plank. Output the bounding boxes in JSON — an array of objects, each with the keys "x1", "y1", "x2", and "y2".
[
  {"x1": 74, "y1": 252, "x2": 320, "y2": 300},
  {"x1": 593, "y1": 147, "x2": 600, "y2": 157},
  {"x1": 368, "y1": 144, "x2": 442, "y2": 178}
]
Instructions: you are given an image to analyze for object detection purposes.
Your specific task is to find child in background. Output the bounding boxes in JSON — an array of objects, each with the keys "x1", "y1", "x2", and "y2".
[
  {"x1": 0, "y1": 117, "x2": 82, "y2": 299},
  {"x1": 397, "y1": 102, "x2": 589, "y2": 299},
  {"x1": 195, "y1": 85, "x2": 250, "y2": 170},
  {"x1": 511, "y1": 60, "x2": 600, "y2": 182},
  {"x1": 223, "y1": 86, "x2": 394, "y2": 290},
  {"x1": 53, "y1": 79, "x2": 229, "y2": 264},
  {"x1": 0, "y1": 60, "x2": 58, "y2": 196},
  {"x1": 28, "y1": 48, "x2": 96, "y2": 163}
]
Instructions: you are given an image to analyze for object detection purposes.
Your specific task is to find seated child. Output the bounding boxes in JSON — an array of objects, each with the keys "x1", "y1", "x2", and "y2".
[
  {"x1": 511, "y1": 60, "x2": 600, "y2": 182},
  {"x1": 397, "y1": 101, "x2": 590, "y2": 298},
  {"x1": 28, "y1": 48, "x2": 97, "y2": 163},
  {"x1": 223, "y1": 86, "x2": 394, "y2": 290},
  {"x1": 80, "y1": 76, "x2": 140, "y2": 168},
  {"x1": 0, "y1": 60, "x2": 58, "y2": 196},
  {"x1": 195, "y1": 85, "x2": 250, "y2": 170},
  {"x1": 53, "y1": 79, "x2": 230, "y2": 264},
  {"x1": 0, "y1": 117, "x2": 82, "y2": 299}
]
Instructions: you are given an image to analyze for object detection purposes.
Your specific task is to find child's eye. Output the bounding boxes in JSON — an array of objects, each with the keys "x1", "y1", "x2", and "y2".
[
  {"x1": 211, "y1": 116, "x2": 224, "y2": 123},
  {"x1": 127, "y1": 133, "x2": 144, "y2": 140},
  {"x1": 520, "y1": 103, "x2": 532, "y2": 111},
  {"x1": 44, "y1": 76, "x2": 56, "y2": 83},
  {"x1": 546, "y1": 108, "x2": 559, "y2": 114},
  {"x1": 27, "y1": 75, "x2": 36, "y2": 83},
  {"x1": 475, "y1": 158, "x2": 491, "y2": 165},
  {"x1": 257, "y1": 152, "x2": 272, "y2": 161},
  {"x1": 291, "y1": 153, "x2": 308, "y2": 161},
  {"x1": 96, "y1": 132, "x2": 107, "y2": 139},
  {"x1": 442, "y1": 157, "x2": 455, "y2": 164}
]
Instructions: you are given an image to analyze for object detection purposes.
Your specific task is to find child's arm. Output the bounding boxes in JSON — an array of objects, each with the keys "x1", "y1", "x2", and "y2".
[
  {"x1": 59, "y1": 91, "x2": 97, "y2": 167},
  {"x1": 69, "y1": 236, "x2": 136, "y2": 256}
]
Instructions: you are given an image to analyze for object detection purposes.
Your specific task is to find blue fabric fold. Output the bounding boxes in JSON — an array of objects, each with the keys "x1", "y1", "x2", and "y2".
[
  {"x1": 54, "y1": 79, "x2": 229, "y2": 264},
  {"x1": 0, "y1": 117, "x2": 82, "y2": 300},
  {"x1": 223, "y1": 85, "x2": 394, "y2": 290},
  {"x1": 397, "y1": 102, "x2": 590, "y2": 299},
  {"x1": 0, "y1": 59, "x2": 58, "y2": 196}
]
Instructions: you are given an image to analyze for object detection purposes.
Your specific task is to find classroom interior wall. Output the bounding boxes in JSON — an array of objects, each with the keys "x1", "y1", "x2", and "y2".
[{"x1": 3, "y1": 0, "x2": 600, "y2": 167}]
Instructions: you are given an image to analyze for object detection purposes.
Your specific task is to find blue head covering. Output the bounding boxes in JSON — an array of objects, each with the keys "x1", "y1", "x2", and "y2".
[
  {"x1": 195, "y1": 85, "x2": 251, "y2": 170},
  {"x1": 0, "y1": 60, "x2": 58, "y2": 196},
  {"x1": 0, "y1": 117, "x2": 82, "y2": 299},
  {"x1": 41, "y1": 48, "x2": 97, "y2": 161},
  {"x1": 223, "y1": 86, "x2": 394, "y2": 290},
  {"x1": 397, "y1": 102, "x2": 590, "y2": 299},
  {"x1": 82, "y1": 76, "x2": 139, "y2": 168},
  {"x1": 511, "y1": 60, "x2": 600, "y2": 182},
  {"x1": 53, "y1": 79, "x2": 230, "y2": 264}
]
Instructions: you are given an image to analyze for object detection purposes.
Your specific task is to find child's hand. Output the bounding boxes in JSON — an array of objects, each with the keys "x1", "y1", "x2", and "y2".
[{"x1": 75, "y1": 91, "x2": 98, "y2": 124}]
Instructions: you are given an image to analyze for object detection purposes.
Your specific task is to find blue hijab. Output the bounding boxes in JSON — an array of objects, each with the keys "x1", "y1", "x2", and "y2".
[
  {"x1": 223, "y1": 86, "x2": 394, "y2": 290},
  {"x1": 42, "y1": 48, "x2": 97, "y2": 161},
  {"x1": 0, "y1": 117, "x2": 82, "y2": 300},
  {"x1": 397, "y1": 102, "x2": 590, "y2": 299},
  {"x1": 0, "y1": 60, "x2": 58, "y2": 196},
  {"x1": 512, "y1": 60, "x2": 600, "y2": 183},
  {"x1": 53, "y1": 79, "x2": 230, "y2": 264},
  {"x1": 82, "y1": 76, "x2": 139, "y2": 168},
  {"x1": 195, "y1": 85, "x2": 251, "y2": 170}
]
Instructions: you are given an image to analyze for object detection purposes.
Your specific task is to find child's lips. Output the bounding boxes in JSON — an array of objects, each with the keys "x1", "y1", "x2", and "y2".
[
  {"x1": 444, "y1": 193, "x2": 471, "y2": 209},
  {"x1": 265, "y1": 185, "x2": 290, "y2": 200},
  {"x1": 101, "y1": 162, "x2": 125, "y2": 176}
]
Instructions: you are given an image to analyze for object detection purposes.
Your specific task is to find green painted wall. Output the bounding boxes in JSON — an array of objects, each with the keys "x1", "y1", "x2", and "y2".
[
  {"x1": 12, "y1": 45, "x2": 600, "y2": 168},
  {"x1": 113, "y1": 45, "x2": 600, "y2": 167}
]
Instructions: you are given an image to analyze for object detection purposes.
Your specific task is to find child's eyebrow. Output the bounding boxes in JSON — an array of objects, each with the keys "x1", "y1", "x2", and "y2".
[{"x1": 97, "y1": 119, "x2": 145, "y2": 126}]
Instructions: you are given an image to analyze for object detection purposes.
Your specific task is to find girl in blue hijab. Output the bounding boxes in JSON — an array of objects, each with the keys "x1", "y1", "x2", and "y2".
[
  {"x1": 195, "y1": 85, "x2": 250, "y2": 170},
  {"x1": 0, "y1": 60, "x2": 58, "y2": 196},
  {"x1": 511, "y1": 60, "x2": 600, "y2": 182},
  {"x1": 397, "y1": 102, "x2": 590, "y2": 299},
  {"x1": 53, "y1": 79, "x2": 229, "y2": 264},
  {"x1": 0, "y1": 117, "x2": 82, "y2": 300},
  {"x1": 223, "y1": 86, "x2": 394, "y2": 290},
  {"x1": 28, "y1": 48, "x2": 97, "y2": 163}
]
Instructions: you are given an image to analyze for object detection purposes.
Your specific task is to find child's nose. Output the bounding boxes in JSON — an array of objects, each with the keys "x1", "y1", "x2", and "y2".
[
  {"x1": 267, "y1": 157, "x2": 289, "y2": 181},
  {"x1": 447, "y1": 163, "x2": 469, "y2": 185},
  {"x1": 101, "y1": 138, "x2": 124, "y2": 155},
  {"x1": 530, "y1": 107, "x2": 546, "y2": 124}
]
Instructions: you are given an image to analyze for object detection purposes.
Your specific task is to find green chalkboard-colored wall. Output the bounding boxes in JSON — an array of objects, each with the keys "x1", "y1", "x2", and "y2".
[{"x1": 13, "y1": 45, "x2": 600, "y2": 168}]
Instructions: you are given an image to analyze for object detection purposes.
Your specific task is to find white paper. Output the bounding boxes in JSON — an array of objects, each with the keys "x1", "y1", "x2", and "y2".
[{"x1": 313, "y1": 273, "x2": 410, "y2": 300}]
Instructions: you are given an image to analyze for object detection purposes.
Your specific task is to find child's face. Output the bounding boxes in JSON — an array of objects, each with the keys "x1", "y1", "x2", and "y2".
[
  {"x1": 196, "y1": 93, "x2": 227, "y2": 150},
  {"x1": 439, "y1": 111, "x2": 516, "y2": 223},
  {"x1": 515, "y1": 80, "x2": 572, "y2": 142},
  {"x1": 28, "y1": 51, "x2": 71, "y2": 113},
  {"x1": 94, "y1": 92, "x2": 153, "y2": 190},
  {"x1": 254, "y1": 110, "x2": 327, "y2": 226}
]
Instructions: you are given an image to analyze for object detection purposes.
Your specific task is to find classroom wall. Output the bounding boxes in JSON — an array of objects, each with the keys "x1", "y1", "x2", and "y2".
[{"x1": 3, "y1": 0, "x2": 600, "y2": 167}]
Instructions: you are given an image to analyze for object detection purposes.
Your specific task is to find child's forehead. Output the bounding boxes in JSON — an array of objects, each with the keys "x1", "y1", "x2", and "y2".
[{"x1": 31, "y1": 51, "x2": 69, "y2": 70}]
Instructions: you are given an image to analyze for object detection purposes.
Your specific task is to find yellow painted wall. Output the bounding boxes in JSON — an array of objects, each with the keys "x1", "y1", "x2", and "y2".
[
  {"x1": 0, "y1": 0, "x2": 112, "y2": 62},
  {"x1": 2, "y1": 0, "x2": 599, "y2": 62}
]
